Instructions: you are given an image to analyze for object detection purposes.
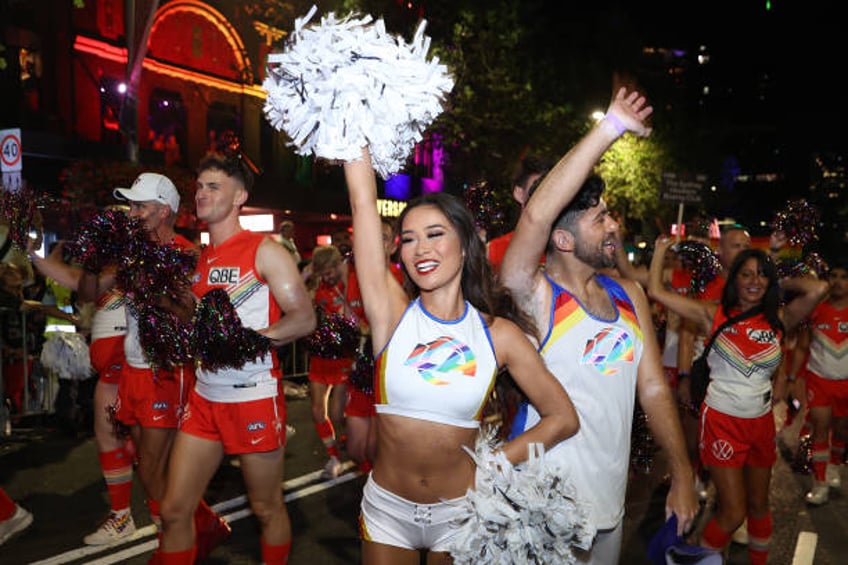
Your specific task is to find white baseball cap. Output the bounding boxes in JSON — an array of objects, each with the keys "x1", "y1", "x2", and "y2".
[{"x1": 113, "y1": 172, "x2": 180, "y2": 212}]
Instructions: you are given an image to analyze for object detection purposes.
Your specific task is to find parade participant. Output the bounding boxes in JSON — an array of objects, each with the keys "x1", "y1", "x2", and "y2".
[
  {"x1": 28, "y1": 240, "x2": 138, "y2": 544},
  {"x1": 343, "y1": 217, "x2": 403, "y2": 473},
  {"x1": 307, "y1": 244, "x2": 363, "y2": 479},
  {"x1": 502, "y1": 87, "x2": 698, "y2": 563},
  {"x1": 343, "y1": 146, "x2": 579, "y2": 564},
  {"x1": 77, "y1": 173, "x2": 228, "y2": 557},
  {"x1": 648, "y1": 238, "x2": 827, "y2": 564},
  {"x1": 798, "y1": 259, "x2": 848, "y2": 505},
  {"x1": 155, "y1": 152, "x2": 315, "y2": 564}
]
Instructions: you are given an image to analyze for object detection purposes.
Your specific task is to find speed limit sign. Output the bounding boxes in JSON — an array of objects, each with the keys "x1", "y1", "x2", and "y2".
[{"x1": 1, "y1": 128, "x2": 22, "y2": 173}]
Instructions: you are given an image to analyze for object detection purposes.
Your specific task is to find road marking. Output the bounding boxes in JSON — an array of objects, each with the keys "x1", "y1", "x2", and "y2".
[
  {"x1": 30, "y1": 462, "x2": 359, "y2": 565},
  {"x1": 791, "y1": 531, "x2": 817, "y2": 565}
]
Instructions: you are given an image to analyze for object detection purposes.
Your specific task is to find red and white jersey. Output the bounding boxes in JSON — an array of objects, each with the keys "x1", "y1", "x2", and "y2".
[
  {"x1": 806, "y1": 301, "x2": 848, "y2": 380},
  {"x1": 706, "y1": 307, "x2": 782, "y2": 418},
  {"x1": 192, "y1": 230, "x2": 281, "y2": 402}
]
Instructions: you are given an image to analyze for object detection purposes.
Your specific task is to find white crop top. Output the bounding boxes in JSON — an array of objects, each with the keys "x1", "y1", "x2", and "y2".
[{"x1": 374, "y1": 298, "x2": 498, "y2": 428}]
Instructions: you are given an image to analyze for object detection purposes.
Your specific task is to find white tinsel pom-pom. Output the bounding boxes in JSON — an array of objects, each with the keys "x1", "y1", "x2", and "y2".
[
  {"x1": 448, "y1": 426, "x2": 596, "y2": 564},
  {"x1": 40, "y1": 333, "x2": 91, "y2": 381},
  {"x1": 261, "y1": 4, "x2": 454, "y2": 179}
]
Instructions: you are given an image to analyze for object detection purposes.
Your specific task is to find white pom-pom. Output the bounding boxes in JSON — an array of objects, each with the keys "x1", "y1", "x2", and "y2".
[
  {"x1": 448, "y1": 426, "x2": 596, "y2": 564},
  {"x1": 40, "y1": 333, "x2": 91, "y2": 381},
  {"x1": 261, "y1": 5, "x2": 454, "y2": 179}
]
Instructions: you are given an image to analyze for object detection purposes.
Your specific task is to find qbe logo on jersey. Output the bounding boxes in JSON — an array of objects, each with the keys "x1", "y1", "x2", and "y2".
[{"x1": 0, "y1": 128, "x2": 22, "y2": 173}]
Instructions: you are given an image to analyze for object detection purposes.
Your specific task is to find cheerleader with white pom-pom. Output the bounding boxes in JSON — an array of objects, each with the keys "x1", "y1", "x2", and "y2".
[{"x1": 343, "y1": 146, "x2": 580, "y2": 564}]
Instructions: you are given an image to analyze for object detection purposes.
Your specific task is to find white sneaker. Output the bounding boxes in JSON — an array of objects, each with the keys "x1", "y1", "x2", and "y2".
[
  {"x1": 826, "y1": 463, "x2": 842, "y2": 489},
  {"x1": 83, "y1": 510, "x2": 136, "y2": 545},
  {"x1": 731, "y1": 519, "x2": 749, "y2": 545},
  {"x1": 321, "y1": 456, "x2": 343, "y2": 480},
  {"x1": 805, "y1": 482, "x2": 829, "y2": 506},
  {"x1": 0, "y1": 505, "x2": 33, "y2": 546}
]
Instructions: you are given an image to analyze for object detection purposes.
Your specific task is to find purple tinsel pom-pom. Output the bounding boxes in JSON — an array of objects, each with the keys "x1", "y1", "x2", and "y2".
[
  {"x1": 306, "y1": 312, "x2": 360, "y2": 359},
  {"x1": 771, "y1": 199, "x2": 820, "y2": 247},
  {"x1": 674, "y1": 240, "x2": 720, "y2": 294},
  {"x1": 193, "y1": 289, "x2": 274, "y2": 372}
]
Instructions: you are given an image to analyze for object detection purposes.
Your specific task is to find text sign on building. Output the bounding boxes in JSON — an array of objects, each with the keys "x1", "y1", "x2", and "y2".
[
  {"x1": 1, "y1": 128, "x2": 22, "y2": 173},
  {"x1": 660, "y1": 172, "x2": 705, "y2": 204},
  {"x1": 376, "y1": 198, "x2": 407, "y2": 218}
]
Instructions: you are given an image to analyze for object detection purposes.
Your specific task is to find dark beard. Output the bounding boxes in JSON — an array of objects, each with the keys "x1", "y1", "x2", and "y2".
[{"x1": 574, "y1": 237, "x2": 615, "y2": 270}]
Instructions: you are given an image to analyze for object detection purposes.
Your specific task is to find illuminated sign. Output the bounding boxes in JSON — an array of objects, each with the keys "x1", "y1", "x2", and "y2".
[{"x1": 376, "y1": 199, "x2": 407, "y2": 218}]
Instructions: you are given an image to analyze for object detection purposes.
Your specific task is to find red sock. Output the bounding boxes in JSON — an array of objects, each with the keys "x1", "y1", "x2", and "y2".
[
  {"x1": 154, "y1": 546, "x2": 196, "y2": 565},
  {"x1": 261, "y1": 538, "x2": 292, "y2": 565},
  {"x1": 812, "y1": 441, "x2": 829, "y2": 482},
  {"x1": 99, "y1": 447, "x2": 134, "y2": 512},
  {"x1": 747, "y1": 513, "x2": 772, "y2": 565},
  {"x1": 0, "y1": 487, "x2": 16, "y2": 520},
  {"x1": 315, "y1": 419, "x2": 340, "y2": 459},
  {"x1": 700, "y1": 518, "x2": 732, "y2": 551}
]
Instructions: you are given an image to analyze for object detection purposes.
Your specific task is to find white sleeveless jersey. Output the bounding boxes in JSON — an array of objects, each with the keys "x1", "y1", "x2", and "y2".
[
  {"x1": 374, "y1": 298, "x2": 498, "y2": 428},
  {"x1": 91, "y1": 288, "x2": 127, "y2": 342},
  {"x1": 511, "y1": 274, "x2": 644, "y2": 529}
]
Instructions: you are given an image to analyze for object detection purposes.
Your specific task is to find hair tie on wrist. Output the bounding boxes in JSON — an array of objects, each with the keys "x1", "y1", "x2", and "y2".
[{"x1": 604, "y1": 113, "x2": 627, "y2": 136}]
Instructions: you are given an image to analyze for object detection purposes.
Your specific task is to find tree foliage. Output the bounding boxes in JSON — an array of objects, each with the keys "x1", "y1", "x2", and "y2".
[{"x1": 597, "y1": 130, "x2": 673, "y2": 241}]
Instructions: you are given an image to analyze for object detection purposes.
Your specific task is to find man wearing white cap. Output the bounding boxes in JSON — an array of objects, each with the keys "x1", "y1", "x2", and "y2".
[{"x1": 78, "y1": 172, "x2": 229, "y2": 556}]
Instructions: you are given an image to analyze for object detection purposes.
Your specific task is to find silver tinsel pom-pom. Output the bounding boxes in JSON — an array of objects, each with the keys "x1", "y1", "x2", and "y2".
[
  {"x1": 448, "y1": 426, "x2": 596, "y2": 564},
  {"x1": 40, "y1": 332, "x2": 91, "y2": 381},
  {"x1": 261, "y1": 5, "x2": 454, "y2": 179}
]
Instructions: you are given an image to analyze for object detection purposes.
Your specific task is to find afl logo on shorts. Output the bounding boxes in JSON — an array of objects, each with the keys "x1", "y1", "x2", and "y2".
[{"x1": 247, "y1": 421, "x2": 266, "y2": 432}]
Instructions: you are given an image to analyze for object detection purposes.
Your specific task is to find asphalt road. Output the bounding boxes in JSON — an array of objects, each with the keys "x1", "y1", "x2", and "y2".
[{"x1": 1, "y1": 379, "x2": 847, "y2": 564}]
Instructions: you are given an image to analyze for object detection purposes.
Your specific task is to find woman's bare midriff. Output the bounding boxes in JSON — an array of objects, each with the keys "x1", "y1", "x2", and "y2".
[{"x1": 371, "y1": 413, "x2": 478, "y2": 503}]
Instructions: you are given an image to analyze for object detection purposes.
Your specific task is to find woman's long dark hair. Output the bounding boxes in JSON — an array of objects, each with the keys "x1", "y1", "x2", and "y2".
[
  {"x1": 722, "y1": 248, "x2": 784, "y2": 335},
  {"x1": 396, "y1": 192, "x2": 539, "y2": 343}
]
